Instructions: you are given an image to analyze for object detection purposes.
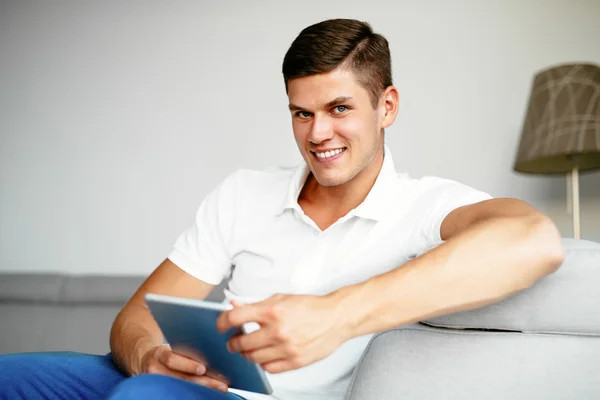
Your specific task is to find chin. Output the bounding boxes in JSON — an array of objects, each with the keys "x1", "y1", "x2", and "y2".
[{"x1": 313, "y1": 172, "x2": 351, "y2": 187}]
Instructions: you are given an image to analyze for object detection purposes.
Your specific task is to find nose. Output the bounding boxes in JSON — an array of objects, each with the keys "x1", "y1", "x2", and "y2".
[{"x1": 308, "y1": 114, "x2": 334, "y2": 144}]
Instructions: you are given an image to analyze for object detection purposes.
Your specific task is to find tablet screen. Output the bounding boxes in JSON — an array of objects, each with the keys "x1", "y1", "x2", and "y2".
[{"x1": 145, "y1": 293, "x2": 272, "y2": 394}]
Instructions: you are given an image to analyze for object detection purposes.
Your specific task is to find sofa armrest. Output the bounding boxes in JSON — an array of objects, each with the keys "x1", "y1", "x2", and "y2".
[
  {"x1": 345, "y1": 238, "x2": 600, "y2": 400},
  {"x1": 346, "y1": 324, "x2": 600, "y2": 400}
]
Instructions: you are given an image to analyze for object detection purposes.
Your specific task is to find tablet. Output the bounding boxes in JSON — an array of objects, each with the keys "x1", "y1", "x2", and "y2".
[{"x1": 145, "y1": 293, "x2": 272, "y2": 394}]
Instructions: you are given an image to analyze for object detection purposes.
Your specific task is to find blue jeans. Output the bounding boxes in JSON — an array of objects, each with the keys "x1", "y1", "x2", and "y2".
[{"x1": 0, "y1": 352, "x2": 246, "y2": 400}]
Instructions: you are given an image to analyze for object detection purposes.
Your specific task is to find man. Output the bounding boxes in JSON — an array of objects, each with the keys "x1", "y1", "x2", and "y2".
[{"x1": 0, "y1": 18, "x2": 564, "y2": 400}]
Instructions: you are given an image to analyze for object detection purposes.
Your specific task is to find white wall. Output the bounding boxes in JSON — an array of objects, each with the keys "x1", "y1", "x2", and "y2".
[{"x1": 1, "y1": 0, "x2": 599, "y2": 275}]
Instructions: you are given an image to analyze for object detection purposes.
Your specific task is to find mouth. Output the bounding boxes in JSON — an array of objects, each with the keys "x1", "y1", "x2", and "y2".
[{"x1": 311, "y1": 147, "x2": 347, "y2": 162}]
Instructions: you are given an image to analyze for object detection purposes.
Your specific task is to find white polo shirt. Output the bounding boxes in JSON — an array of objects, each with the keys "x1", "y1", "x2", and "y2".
[{"x1": 168, "y1": 145, "x2": 492, "y2": 400}]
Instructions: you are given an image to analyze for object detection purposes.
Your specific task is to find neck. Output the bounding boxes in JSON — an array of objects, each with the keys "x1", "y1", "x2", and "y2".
[{"x1": 299, "y1": 147, "x2": 385, "y2": 215}]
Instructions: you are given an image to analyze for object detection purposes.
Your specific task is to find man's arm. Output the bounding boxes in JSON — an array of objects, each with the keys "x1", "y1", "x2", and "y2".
[
  {"x1": 334, "y1": 198, "x2": 565, "y2": 338},
  {"x1": 109, "y1": 258, "x2": 230, "y2": 392},
  {"x1": 219, "y1": 198, "x2": 565, "y2": 373},
  {"x1": 110, "y1": 258, "x2": 212, "y2": 374}
]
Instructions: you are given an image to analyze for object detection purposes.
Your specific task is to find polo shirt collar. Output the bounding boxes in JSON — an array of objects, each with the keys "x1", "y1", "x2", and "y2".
[
  {"x1": 278, "y1": 145, "x2": 400, "y2": 222},
  {"x1": 279, "y1": 160, "x2": 310, "y2": 216}
]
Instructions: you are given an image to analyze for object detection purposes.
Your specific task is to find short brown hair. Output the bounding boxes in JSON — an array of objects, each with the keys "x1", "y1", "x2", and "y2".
[{"x1": 282, "y1": 19, "x2": 392, "y2": 108}]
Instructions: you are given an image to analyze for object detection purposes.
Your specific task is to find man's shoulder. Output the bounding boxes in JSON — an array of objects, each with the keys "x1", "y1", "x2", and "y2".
[
  {"x1": 214, "y1": 165, "x2": 299, "y2": 220},
  {"x1": 216, "y1": 165, "x2": 299, "y2": 210},
  {"x1": 225, "y1": 165, "x2": 298, "y2": 189},
  {"x1": 399, "y1": 173, "x2": 473, "y2": 192},
  {"x1": 395, "y1": 173, "x2": 490, "y2": 204}
]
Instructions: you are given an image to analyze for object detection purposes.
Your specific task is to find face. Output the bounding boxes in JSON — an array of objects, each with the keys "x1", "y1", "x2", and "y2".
[{"x1": 287, "y1": 68, "x2": 397, "y2": 187}]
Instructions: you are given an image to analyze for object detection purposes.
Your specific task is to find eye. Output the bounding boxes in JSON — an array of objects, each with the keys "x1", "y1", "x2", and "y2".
[
  {"x1": 333, "y1": 105, "x2": 347, "y2": 114},
  {"x1": 295, "y1": 111, "x2": 312, "y2": 119}
]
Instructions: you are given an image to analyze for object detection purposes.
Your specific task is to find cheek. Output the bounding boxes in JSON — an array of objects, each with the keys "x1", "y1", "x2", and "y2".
[
  {"x1": 335, "y1": 116, "x2": 370, "y2": 140},
  {"x1": 292, "y1": 121, "x2": 308, "y2": 143}
]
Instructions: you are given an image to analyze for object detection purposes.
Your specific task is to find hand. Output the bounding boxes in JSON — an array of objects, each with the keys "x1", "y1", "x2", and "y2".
[
  {"x1": 216, "y1": 293, "x2": 349, "y2": 374},
  {"x1": 139, "y1": 344, "x2": 230, "y2": 393}
]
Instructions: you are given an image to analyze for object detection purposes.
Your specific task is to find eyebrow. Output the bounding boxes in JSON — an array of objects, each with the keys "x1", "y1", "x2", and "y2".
[{"x1": 288, "y1": 96, "x2": 354, "y2": 112}]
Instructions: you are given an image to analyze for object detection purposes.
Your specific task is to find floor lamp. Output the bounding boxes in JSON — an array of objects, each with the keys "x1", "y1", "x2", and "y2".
[{"x1": 513, "y1": 63, "x2": 600, "y2": 239}]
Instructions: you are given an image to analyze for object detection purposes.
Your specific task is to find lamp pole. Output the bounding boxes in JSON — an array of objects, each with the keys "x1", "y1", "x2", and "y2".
[{"x1": 570, "y1": 165, "x2": 581, "y2": 239}]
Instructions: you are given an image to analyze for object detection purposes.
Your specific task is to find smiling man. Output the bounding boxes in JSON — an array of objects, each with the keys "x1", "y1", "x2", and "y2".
[{"x1": 0, "y1": 18, "x2": 564, "y2": 400}]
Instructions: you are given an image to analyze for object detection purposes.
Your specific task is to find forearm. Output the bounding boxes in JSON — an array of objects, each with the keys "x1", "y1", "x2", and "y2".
[
  {"x1": 332, "y1": 213, "x2": 564, "y2": 339},
  {"x1": 110, "y1": 303, "x2": 165, "y2": 376}
]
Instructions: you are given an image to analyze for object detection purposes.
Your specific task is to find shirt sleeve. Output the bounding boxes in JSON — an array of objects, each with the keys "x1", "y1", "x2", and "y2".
[
  {"x1": 167, "y1": 171, "x2": 240, "y2": 285},
  {"x1": 411, "y1": 177, "x2": 493, "y2": 257}
]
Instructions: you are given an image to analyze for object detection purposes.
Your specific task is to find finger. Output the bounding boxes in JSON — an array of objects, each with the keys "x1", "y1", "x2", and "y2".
[
  {"x1": 217, "y1": 302, "x2": 280, "y2": 332},
  {"x1": 159, "y1": 349, "x2": 206, "y2": 375},
  {"x1": 188, "y1": 375, "x2": 230, "y2": 393},
  {"x1": 242, "y1": 344, "x2": 289, "y2": 365},
  {"x1": 146, "y1": 361, "x2": 229, "y2": 392},
  {"x1": 217, "y1": 305, "x2": 260, "y2": 332},
  {"x1": 215, "y1": 310, "x2": 231, "y2": 333},
  {"x1": 228, "y1": 328, "x2": 276, "y2": 353},
  {"x1": 262, "y1": 357, "x2": 306, "y2": 374}
]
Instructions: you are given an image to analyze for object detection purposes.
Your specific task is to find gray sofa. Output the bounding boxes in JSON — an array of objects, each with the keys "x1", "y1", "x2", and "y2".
[{"x1": 1, "y1": 238, "x2": 599, "y2": 399}]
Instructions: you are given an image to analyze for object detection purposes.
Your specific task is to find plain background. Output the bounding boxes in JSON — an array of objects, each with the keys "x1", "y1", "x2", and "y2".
[{"x1": 1, "y1": 0, "x2": 599, "y2": 276}]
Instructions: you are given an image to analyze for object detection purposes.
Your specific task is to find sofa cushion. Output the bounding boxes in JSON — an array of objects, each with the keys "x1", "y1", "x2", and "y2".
[
  {"x1": 0, "y1": 302, "x2": 120, "y2": 354},
  {"x1": 0, "y1": 274, "x2": 145, "y2": 304},
  {"x1": 62, "y1": 276, "x2": 147, "y2": 303},
  {"x1": 0, "y1": 274, "x2": 228, "y2": 354},
  {"x1": 423, "y1": 238, "x2": 600, "y2": 335},
  {"x1": 346, "y1": 324, "x2": 600, "y2": 400},
  {"x1": 0, "y1": 274, "x2": 228, "y2": 305}
]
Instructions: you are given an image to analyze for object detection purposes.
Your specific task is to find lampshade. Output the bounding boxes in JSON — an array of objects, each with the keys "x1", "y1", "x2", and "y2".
[{"x1": 514, "y1": 63, "x2": 600, "y2": 174}]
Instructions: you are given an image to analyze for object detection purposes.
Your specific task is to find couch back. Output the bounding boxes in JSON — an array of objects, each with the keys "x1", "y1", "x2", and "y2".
[{"x1": 0, "y1": 275, "x2": 227, "y2": 354}]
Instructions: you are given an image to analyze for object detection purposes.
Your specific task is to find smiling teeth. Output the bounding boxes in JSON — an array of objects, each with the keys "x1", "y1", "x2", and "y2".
[{"x1": 316, "y1": 148, "x2": 345, "y2": 159}]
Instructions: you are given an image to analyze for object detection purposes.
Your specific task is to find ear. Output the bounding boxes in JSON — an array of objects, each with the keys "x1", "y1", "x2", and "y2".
[{"x1": 379, "y1": 86, "x2": 399, "y2": 129}]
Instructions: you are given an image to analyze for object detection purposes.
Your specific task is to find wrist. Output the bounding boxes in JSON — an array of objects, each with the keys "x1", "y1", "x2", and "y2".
[
  {"x1": 130, "y1": 338, "x2": 159, "y2": 376},
  {"x1": 325, "y1": 284, "x2": 363, "y2": 341}
]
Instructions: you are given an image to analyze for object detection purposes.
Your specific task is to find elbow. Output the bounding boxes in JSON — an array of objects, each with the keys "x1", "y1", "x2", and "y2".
[
  {"x1": 109, "y1": 307, "x2": 125, "y2": 352},
  {"x1": 529, "y1": 213, "x2": 565, "y2": 276}
]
